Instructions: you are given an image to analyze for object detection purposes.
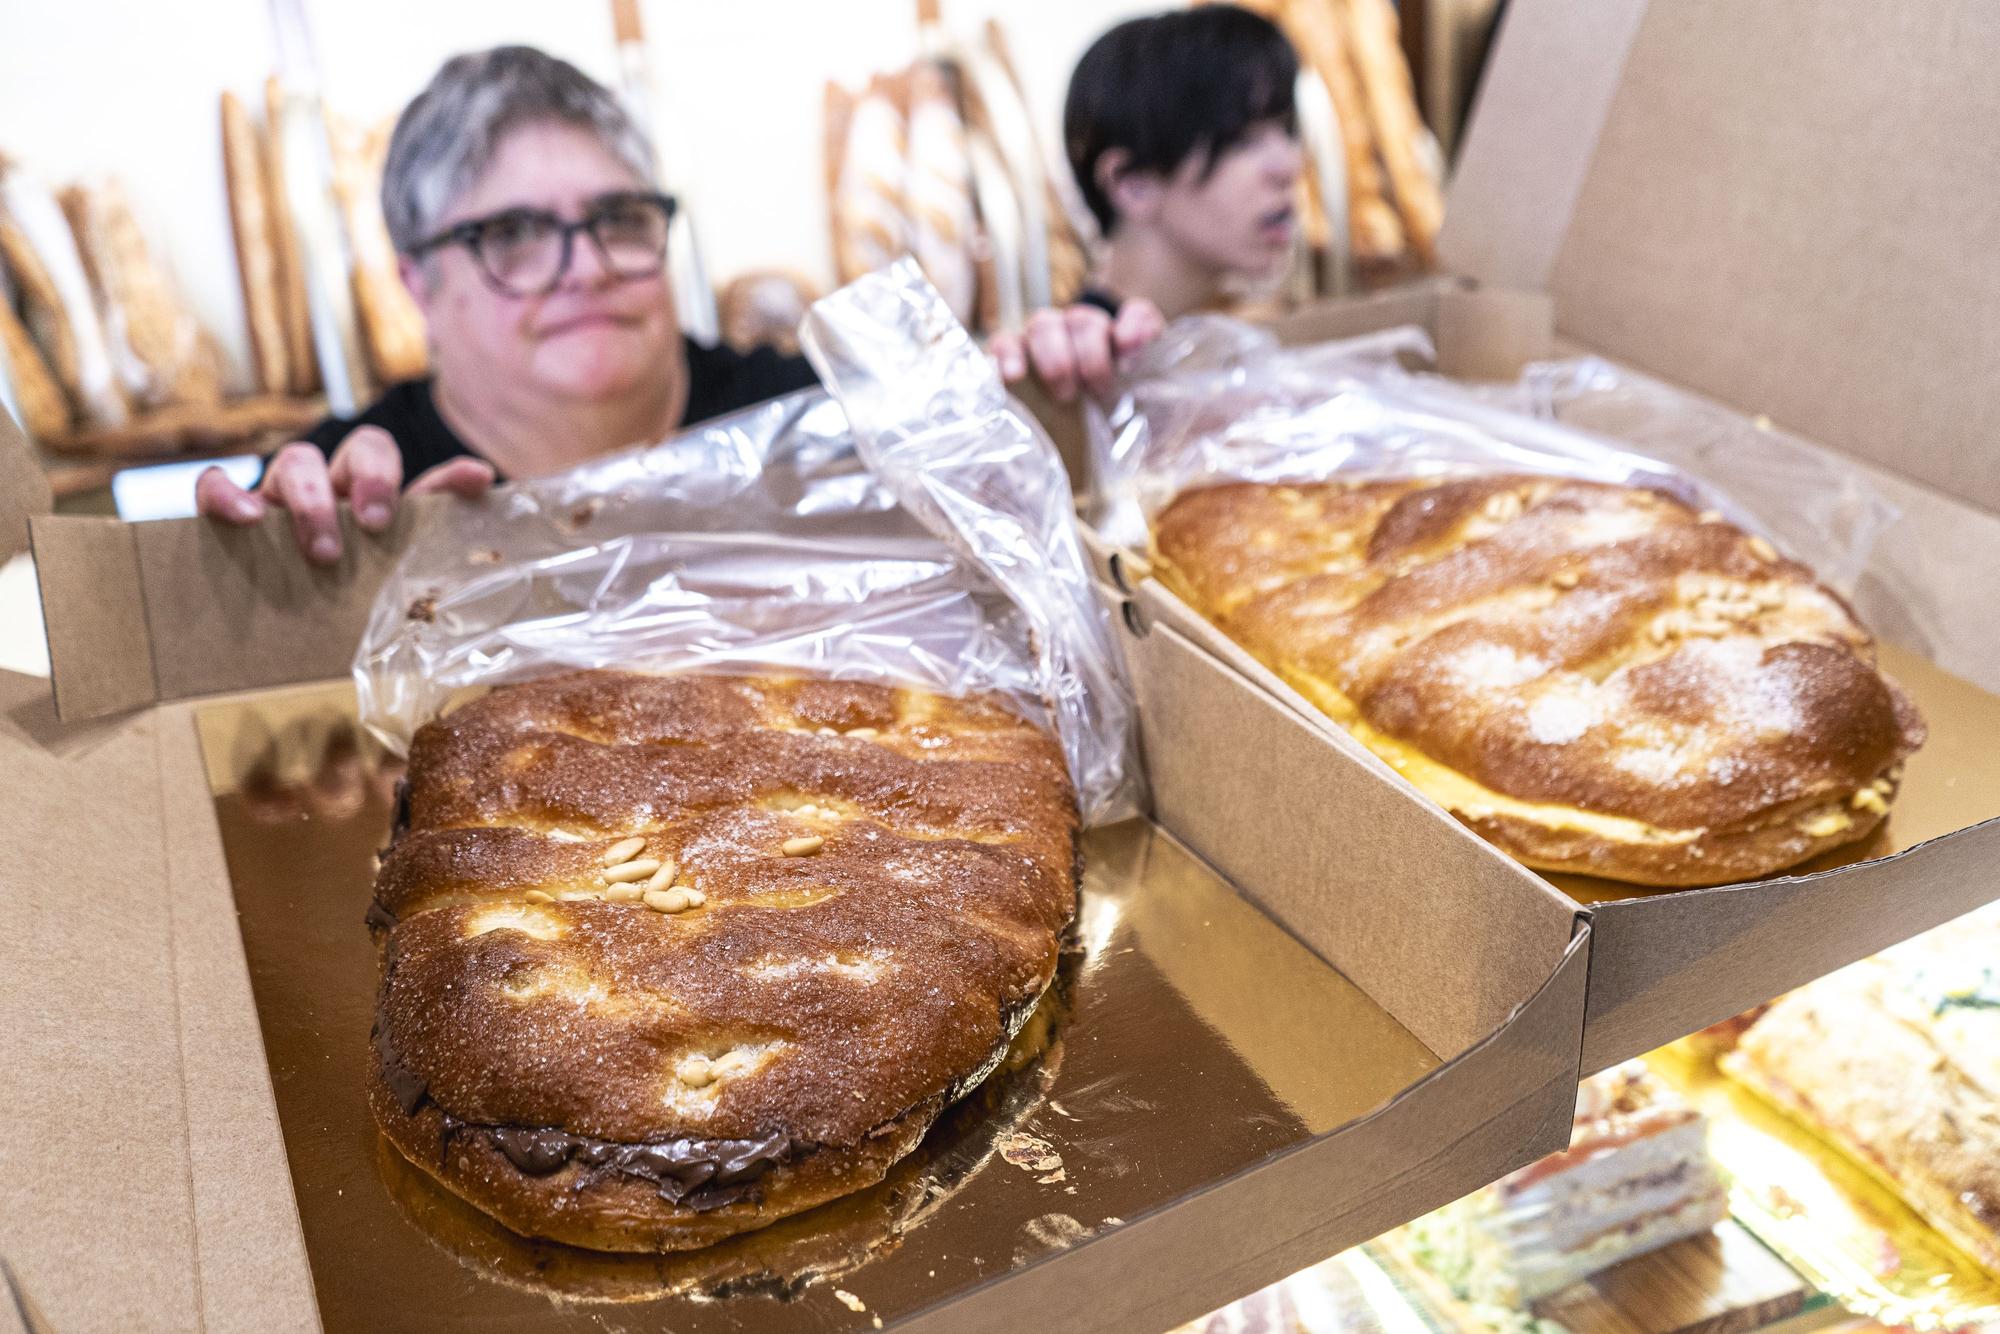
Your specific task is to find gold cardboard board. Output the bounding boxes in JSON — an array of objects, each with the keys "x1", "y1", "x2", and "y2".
[
  {"x1": 195, "y1": 683, "x2": 1436, "y2": 1333},
  {"x1": 1648, "y1": 1041, "x2": 2000, "y2": 1330}
]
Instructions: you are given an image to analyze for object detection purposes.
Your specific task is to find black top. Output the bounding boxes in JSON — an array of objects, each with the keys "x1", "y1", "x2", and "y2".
[
  {"x1": 1075, "y1": 285, "x2": 1121, "y2": 318},
  {"x1": 304, "y1": 336, "x2": 819, "y2": 482}
]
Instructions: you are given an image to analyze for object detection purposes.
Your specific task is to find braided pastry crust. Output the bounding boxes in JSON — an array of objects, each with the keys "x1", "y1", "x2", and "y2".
[{"x1": 1153, "y1": 474, "x2": 1924, "y2": 886}]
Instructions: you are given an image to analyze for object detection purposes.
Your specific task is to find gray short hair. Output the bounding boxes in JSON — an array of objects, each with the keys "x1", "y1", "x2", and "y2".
[{"x1": 381, "y1": 45, "x2": 657, "y2": 255}]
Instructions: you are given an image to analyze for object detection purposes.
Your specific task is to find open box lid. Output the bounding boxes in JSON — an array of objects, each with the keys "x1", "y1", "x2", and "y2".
[{"x1": 1441, "y1": 0, "x2": 2000, "y2": 518}]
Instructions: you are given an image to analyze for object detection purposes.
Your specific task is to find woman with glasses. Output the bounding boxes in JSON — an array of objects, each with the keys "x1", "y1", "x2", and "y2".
[{"x1": 198, "y1": 45, "x2": 1161, "y2": 563}]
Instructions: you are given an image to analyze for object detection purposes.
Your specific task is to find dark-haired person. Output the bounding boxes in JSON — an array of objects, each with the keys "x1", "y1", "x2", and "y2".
[
  {"x1": 1064, "y1": 5, "x2": 1303, "y2": 320},
  {"x1": 199, "y1": 46, "x2": 1162, "y2": 564}
]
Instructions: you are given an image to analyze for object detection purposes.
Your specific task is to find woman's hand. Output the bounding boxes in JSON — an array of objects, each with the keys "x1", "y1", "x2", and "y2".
[
  {"x1": 195, "y1": 425, "x2": 494, "y2": 565},
  {"x1": 990, "y1": 298, "x2": 1165, "y2": 403}
]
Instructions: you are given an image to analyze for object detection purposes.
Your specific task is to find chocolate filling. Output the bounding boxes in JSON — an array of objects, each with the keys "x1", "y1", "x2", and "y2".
[
  {"x1": 470, "y1": 1123, "x2": 800, "y2": 1212},
  {"x1": 372, "y1": 1014, "x2": 430, "y2": 1115},
  {"x1": 388, "y1": 776, "x2": 411, "y2": 846},
  {"x1": 372, "y1": 987, "x2": 802, "y2": 1212}
]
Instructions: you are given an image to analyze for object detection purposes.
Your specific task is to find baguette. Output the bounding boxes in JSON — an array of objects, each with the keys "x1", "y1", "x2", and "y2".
[
  {"x1": 327, "y1": 111, "x2": 427, "y2": 385},
  {"x1": 221, "y1": 89, "x2": 290, "y2": 395},
  {"x1": 1338, "y1": 0, "x2": 1443, "y2": 264},
  {"x1": 61, "y1": 179, "x2": 223, "y2": 409},
  {"x1": 0, "y1": 295, "x2": 71, "y2": 439},
  {"x1": 264, "y1": 75, "x2": 319, "y2": 395},
  {"x1": 0, "y1": 163, "x2": 129, "y2": 427},
  {"x1": 1274, "y1": 0, "x2": 1407, "y2": 261}
]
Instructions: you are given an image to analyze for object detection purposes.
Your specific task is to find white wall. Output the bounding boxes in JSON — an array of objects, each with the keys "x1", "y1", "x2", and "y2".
[{"x1": 0, "y1": 0, "x2": 1152, "y2": 392}]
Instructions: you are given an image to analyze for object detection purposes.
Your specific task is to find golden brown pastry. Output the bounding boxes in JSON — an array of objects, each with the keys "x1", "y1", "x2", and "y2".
[
  {"x1": 369, "y1": 669, "x2": 1078, "y2": 1252},
  {"x1": 1152, "y1": 474, "x2": 1924, "y2": 885},
  {"x1": 1724, "y1": 912, "x2": 2000, "y2": 1276}
]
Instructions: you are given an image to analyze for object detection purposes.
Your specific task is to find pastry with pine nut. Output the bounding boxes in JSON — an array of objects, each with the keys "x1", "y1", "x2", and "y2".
[
  {"x1": 367, "y1": 670, "x2": 1078, "y2": 1252},
  {"x1": 1152, "y1": 474, "x2": 1924, "y2": 885}
]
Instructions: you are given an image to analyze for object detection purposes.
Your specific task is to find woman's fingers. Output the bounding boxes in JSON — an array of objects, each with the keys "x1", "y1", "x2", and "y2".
[
  {"x1": 1022, "y1": 308, "x2": 1079, "y2": 402},
  {"x1": 1112, "y1": 297, "x2": 1165, "y2": 356},
  {"x1": 1064, "y1": 304, "x2": 1117, "y2": 398},
  {"x1": 406, "y1": 456, "x2": 497, "y2": 499},
  {"x1": 201, "y1": 425, "x2": 481, "y2": 564},
  {"x1": 260, "y1": 441, "x2": 345, "y2": 564},
  {"x1": 989, "y1": 330, "x2": 1029, "y2": 383},
  {"x1": 194, "y1": 465, "x2": 266, "y2": 524},
  {"x1": 326, "y1": 426, "x2": 404, "y2": 531}
]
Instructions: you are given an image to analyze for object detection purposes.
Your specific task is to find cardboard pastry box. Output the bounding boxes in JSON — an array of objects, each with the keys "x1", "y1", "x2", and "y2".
[
  {"x1": 3, "y1": 423, "x2": 1588, "y2": 1331},
  {"x1": 1050, "y1": 0, "x2": 2000, "y2": 1076}
]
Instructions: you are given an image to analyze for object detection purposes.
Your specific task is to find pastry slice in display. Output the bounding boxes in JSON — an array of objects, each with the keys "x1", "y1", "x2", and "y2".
[
  {"x1": 1152, "y1": 473, "x2": 1925, "y2": 885},
  {"x1": 1404, "y1": 1061, "x2": 1728, "y2": 1307},
  {"x1": 368, "y1": 669, "x2": 1079, "y2": 1252},
  {"x1": 1723, "y1": 907, "x2": 2000, "y2": 1276}
]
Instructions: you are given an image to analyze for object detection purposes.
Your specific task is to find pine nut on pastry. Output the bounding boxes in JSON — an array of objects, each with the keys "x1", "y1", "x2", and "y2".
[
  {"x1": 367, "y1": 670, "x2": 1078, "y2": 1253},
  {"x1": 1151, "y1": 474, "x2": 1925, "y2": 886}
]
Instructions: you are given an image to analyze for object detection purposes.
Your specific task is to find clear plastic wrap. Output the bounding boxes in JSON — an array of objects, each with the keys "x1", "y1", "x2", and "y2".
[
  {"x1": 801, "y1": 258, "x2": 1140, "y2": 824},
  {"x1": 1503, "y1": 355, "x2": 1897, "y2": 599},
  {"x1": 355, "y1": 271, "x2": 1138, "y2": 823},
  {"x1": 1088, "y1": 317, "x2": 1892, "y2": 597}
]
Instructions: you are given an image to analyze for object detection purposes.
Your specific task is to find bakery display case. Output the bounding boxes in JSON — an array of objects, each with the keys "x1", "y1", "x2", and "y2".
[
  {"x1": 1178, "y1": 901, "x2": 2000, "y2": 1333},
  {"x1": 8, "y1": 0, "x2": 2000, "y2": 1330}
]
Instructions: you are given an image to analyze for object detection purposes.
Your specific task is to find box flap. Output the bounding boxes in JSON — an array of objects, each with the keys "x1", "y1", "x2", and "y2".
[
  {"x1": 903, "y1": 926, "x2": 1589, "y2": 1334},
  {"x1": 0, "y1": 409, "x2": 51, "y2": 564},
  {"x1": 31, "y1": 503, "x2": 433, "y2": 722},
  {"x1": 1555, "y1": 0, "x2": 2000, "y2": 514},
  {"x1": 1117, "y1": 596, "x2": 1580, "y2": 1058},
  {"x1": 1582, "y1": 816, "x2": 2000, "y2": 1072},
  {"x1": 1450, "y1": 0, "x2": 2000, "y2": 513},
  {"x1": 0, "y1": 672, "x2": 203, "y2": 1331},
  {"x1": 1437, "y1": 0, "x2": 1646, "y2": 291},
  {"x1": 29, "y1": 517, "x2": 154, "y2": 720}
]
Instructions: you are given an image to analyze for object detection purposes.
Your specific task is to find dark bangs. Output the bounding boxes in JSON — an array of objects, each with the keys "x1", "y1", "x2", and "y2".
[{"x1": 1064, "y1": 5, "x2": 1300, "y2": 234}]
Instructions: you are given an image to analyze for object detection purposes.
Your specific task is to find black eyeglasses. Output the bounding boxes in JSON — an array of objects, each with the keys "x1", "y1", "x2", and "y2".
[{"x1": 410, "y1": 191, "x2": 679, "y2": 297}]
